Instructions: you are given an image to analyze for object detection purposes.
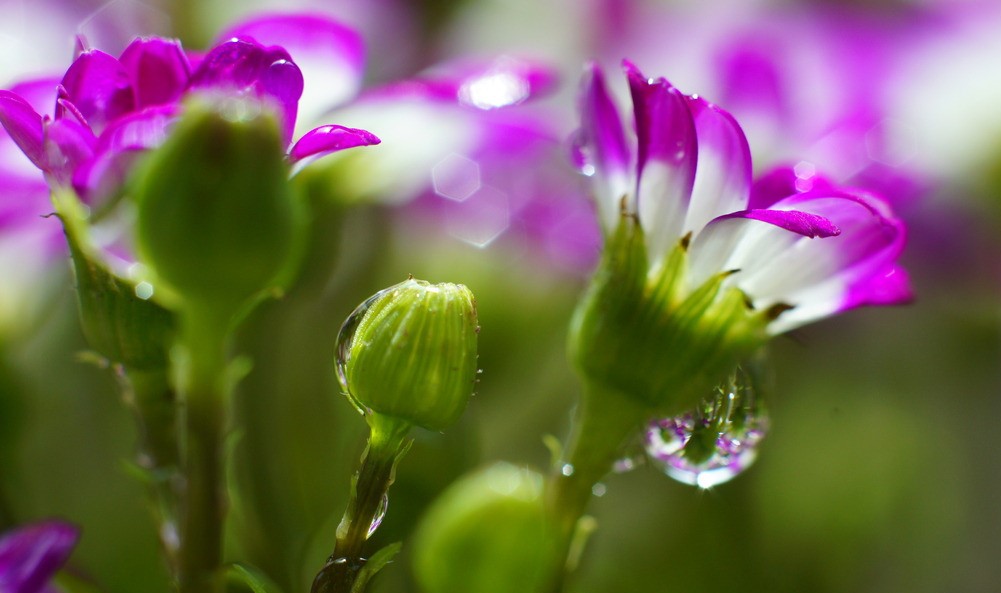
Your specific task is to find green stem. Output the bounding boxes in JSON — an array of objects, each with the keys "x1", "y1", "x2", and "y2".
[
  {"x1": 545, "y1": 382, "x2": 650, "y2": 592},
  {"x1": 311, "y1": 414, "x2": 412, "y2": 593},
  {"x1": 120, "y1": 366, "x2": 181, "y2": 574},
  {"x1": 176, "y1": 306, "x2": 231, "y2": 593}
]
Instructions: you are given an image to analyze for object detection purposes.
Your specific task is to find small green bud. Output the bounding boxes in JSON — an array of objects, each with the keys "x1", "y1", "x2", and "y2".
[
  {"x1": 336, "y1": 278, "x2": 479, "y2": 432},
  {"x1": 569, "y1": 215, "x2": 770, "y2": 416},
  {"x1": 133, "y1": 96, "x2": 299, "y2": 312},
  {"x1": 412, "y1": 463, "x2": 559, "y2": 593}
]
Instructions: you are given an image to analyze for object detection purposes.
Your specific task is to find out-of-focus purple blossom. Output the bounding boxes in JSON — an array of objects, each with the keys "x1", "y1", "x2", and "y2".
[
  {"x1": 0, "y1": 520, "x2": 78, "y2": 593},
  {"x1": 326, "y1": 56, "x2": 601, "y2": 273},
  {"x1": 576, "y1": 62, "x2": 911, "y2": 333},
  {"x1": 0, "y1": 15, "x2": 378, "y2": 209}
]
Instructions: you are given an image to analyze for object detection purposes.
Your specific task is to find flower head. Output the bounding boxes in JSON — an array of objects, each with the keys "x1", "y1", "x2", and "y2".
[
  {"x1": 569, "y1": 61, "x2": 910, "y2": 412},
  {"x1": 0, "y1": 520, "x2": 79, "y2": 593},
  {"x1": 0, "y1": 15, "x2": 378, "y2": 208}
]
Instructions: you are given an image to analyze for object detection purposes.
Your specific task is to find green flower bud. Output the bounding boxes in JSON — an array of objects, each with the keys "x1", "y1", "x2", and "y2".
[
  {"x1": 568, "y1": 216, "x2": 770, "y2": 416},
  {"x1": 336, "y1": 278, "x2": 478, "y2": 432},
  {"x1": 133, "y1": 96, "x2": 300, "y2": 312},
  {"x1": 412, "y1": 463, "x2": 559, "y2": 593}
]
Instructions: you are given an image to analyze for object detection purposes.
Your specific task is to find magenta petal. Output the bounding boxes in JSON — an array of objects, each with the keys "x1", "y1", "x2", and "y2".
[
  {"x1": 625, "y1": 61, "x2": 697, "y2": 257},
  {"x1": 73, "y1": 147, "x2": 142, "y2": 204},
  {"x1": 44, "y1": 117, "x2": 97, "y2": 186},
  {"x1": 96, "y1": 105, "x2": 177, "y2": 154},
  {"x1": 288, "y1": 124, "x2": 380, "y2": 163},
  {"x1": 8, "y1": 79, "x2": 60, "y2": 117},
  {"x1": 715, "y1": 208, "x2": 841, "y2": 238},
  {"x1": 189, "y1": 39, "x2": 303, "y2": 144},
  {"x1": 119, "y1": 37, "x2": 191, "y2": 108},
  {"x1": 684, "y1": 95, "x2": 752, "y2": 234},
  {"x1": 0, "y1": 91, "x2": 47, "y2": 171},
  {"x1": 749, "y1": 164, "x2": 837, "y2": 209},
  {"x1": 59, "y1": 49, "x2": 136, "y2": 133},
  {"x1": 218, "y1": 13, "x2": 365, "y2": 115},
  {"x1": 0, "y1": 521, "x2": 79, "y2": 593},
  {"x1": 577, "y1": 63, "x2": 631, "y2": 229},
  {"x1": 843, "y1": 263, "x2": 913, "y2": 309}
]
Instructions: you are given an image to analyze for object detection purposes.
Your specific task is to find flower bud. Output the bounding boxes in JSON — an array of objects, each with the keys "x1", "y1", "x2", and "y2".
[
  {"x1": 412, "y1": 463, "x2": 558, "y2": 593},
  {"x1": 336, "y1": 278, "x2": 478, "y2": 432},
  {"x1": 568, "y1": 216, "x2": 770, "y2": 416},
  {"x1": 132, "y1": 95, "x2": 300, "y2": 312}
]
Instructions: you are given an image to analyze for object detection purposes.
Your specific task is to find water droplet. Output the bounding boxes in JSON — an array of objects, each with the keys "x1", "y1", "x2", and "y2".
[
  {"x1": 367, "y1": 494, "x2": 389, "y2": 537},
  {"x1": 560, "y1": 463, "x2": 575, "y2": 477},
  {"x1": 645, "y1": 365, "x2": 769, "y2": 489},
  {"x1": 591, "y1": 483, "x2": 607, "y2": 497},
  {"x1": 335, "y1": 284, "x2": 401, "y2": 415}
]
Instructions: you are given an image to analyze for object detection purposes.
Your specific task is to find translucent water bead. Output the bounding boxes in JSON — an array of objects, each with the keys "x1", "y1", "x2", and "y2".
[{"x1": 645, "y1": 365, "x2": 769, "y2": 489}]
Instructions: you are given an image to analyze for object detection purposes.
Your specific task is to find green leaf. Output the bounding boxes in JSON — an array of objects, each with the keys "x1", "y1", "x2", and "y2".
[
  {"x1": 350, "y1": 542, "x2": 402, "y2": 593},
  {"x1": 225, "y1": 562, "x2": 285, "y2": 593}
]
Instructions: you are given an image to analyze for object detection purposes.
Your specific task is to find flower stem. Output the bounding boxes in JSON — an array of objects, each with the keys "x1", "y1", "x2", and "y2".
[
  {"x1": 175, "y1": 306, "x2": 231, "y2": 593},
  {"x1": 311, "y1": 414, "x2": 412, "y2": 593},
  {"x1": 119, "y1": 366, "x2": 181, "y2": 574},
  {"x1": 544, "y1": 382, "x2": 650, "y2": 592}
]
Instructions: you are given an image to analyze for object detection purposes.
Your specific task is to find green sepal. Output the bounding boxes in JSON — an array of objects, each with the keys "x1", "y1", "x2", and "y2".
[
  {"x1": 568, "y1": 213, "x2": 769, "y2": 416},
  {"x1": 53, "y1": 189, "x2": 174, "y2": 370},
  {"x1": 132, "y1": 95, "x2": 303, "y2": 315}
]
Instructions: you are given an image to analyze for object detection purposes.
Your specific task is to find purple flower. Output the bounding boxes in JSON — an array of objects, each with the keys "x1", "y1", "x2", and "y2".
[
  {"x1": 575, "y1": 62, "x2": 911, "y2": 334},
  {"x1": 0, "y1": 14, "x2": 379, "y2": 209},
  {"x1": 0, "y1": 521, "x2": 79, "y2": 593}
]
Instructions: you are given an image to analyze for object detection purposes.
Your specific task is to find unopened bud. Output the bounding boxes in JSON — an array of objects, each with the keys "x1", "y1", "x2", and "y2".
[
  {"x1": 132, "y1": 95, "x2": 299, "y2": 312},
  {"x1": 412, "y1": 463, "x2": 558, "y2": 593},
  {"x1": 336, "y1": 278, "x2": 479, "y2": 432}
]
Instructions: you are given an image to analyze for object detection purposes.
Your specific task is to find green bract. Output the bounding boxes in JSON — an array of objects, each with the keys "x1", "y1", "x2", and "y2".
[
  {"x1": 53, "y1": 190, "x2": 175, "y2": 370},
  {"x1": 568, "y1": 214, "x2": 771, "y2": 416},
  {"x1": 337, "y1": 278, "x2": 479, "y2": 432},
  {"x1": 132, "y1": 96, "x2": 299, "y2": 313},
  {"x1": 412, "y1": 463, "x2": 558, "y2": 593}
]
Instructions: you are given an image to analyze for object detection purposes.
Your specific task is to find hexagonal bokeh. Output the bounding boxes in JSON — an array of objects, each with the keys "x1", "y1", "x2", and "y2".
[
  {"x1": 444, "y1": 185, "x2": 510, "y2": 248},
  {"x1": 432, "y1": 152, "x2": 482, "y2": 202}
]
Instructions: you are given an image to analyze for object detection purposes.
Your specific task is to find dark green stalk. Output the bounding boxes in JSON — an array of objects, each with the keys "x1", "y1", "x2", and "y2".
[
  {"x1": 312, "y1": 414, "x2": 412, "y2": 593},
  {"x1": 175, "y1": 306, "x2": 231, "y2": 593}
]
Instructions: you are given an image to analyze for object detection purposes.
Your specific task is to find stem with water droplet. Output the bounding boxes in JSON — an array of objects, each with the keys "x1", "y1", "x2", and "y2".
[
  {"x1": 544, "y1": 381, "x2": 650, "y2": 592},
  {"x1": 312, "y1": 413, "x2": 412, "y2": 593}
]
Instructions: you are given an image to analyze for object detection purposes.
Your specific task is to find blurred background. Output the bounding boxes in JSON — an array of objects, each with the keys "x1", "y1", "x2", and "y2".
[{"x1": 1, "y1": 0, "x2": 999, "y2": 592}]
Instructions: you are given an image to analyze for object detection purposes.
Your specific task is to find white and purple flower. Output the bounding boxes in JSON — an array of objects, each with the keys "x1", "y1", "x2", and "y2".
[
  {"x1": 575, "y1": 61, "x2": 911, "y2": 335},
  {"x1": 0, "y1": 520, "x2": 78, "y2": 593}
]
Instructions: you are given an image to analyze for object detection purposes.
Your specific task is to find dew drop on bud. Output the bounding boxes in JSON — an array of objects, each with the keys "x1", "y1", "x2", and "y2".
[
  {"x1": 645, "y1": 365, "x2": 769, "y2": 489},
  {"x1": 334, "y1": 285, "x2": 397, "y2": 415}
]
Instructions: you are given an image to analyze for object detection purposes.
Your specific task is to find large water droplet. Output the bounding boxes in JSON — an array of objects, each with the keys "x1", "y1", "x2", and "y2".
[
  {"x1": 367, "y1": 494, "x2": 389, "y2": 537},
  {"x1": 645, "y1": 365, "x2": 769, "y2": 489},
  {"x1": 334, "y1": 283, "x2": 402, "y2": 415}
]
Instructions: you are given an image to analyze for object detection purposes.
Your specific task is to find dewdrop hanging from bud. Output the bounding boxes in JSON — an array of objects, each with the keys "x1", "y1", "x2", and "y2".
[{"x1": 335, "y1": 278, "x2": 479, "y2": 432}]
